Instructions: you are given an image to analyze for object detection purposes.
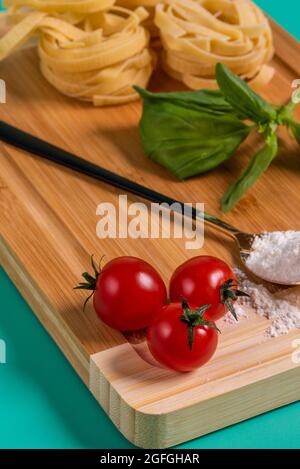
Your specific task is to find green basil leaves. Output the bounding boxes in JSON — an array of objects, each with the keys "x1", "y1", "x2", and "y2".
[
  {"x1": 215, "y1": 64, "x2": 277, "y2": 124},
  {"x1": 290, "y1": 121, "x2": 300, "y2": 145},
  {"x1": 135, "y1": 87, "x2": 235, "y2": 114},
  {"x1": 221, "y1": 128, "x2": 278, "y2": 212},
  {"x1": 136, "y1": 87, "x2": 251, "y2": 179},
  {"x1": 136, "y1": 65, "x2": 300, "y2": 212}
]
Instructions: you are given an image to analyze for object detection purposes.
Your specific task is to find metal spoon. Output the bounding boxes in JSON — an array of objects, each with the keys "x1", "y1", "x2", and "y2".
[{"x1": 0, "y1": 120, "x2": 296, "y2": 287}]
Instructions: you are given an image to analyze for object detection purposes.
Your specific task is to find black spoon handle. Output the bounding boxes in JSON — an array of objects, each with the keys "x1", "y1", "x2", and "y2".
[{"x1": 0, "y1": 120, "x2": 238, "y2": 234}]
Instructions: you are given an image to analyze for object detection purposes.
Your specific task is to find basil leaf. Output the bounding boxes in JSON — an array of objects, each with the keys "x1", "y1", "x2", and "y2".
[
  {"x1": 276, "y1": 100, "x2": 300, "y2": 145},
  {"x1": 276, "y1": 100, "x2": 297, "y2": 123},
  {"x1": 216, "y1": 64, "x2": 277, "y2": 124},
  {"x1": 221, "y1": 129, "x2": 278, "y2": 212},
  {"x1": 290, "y1": 120, "x2": 300, "y2": 145},
  {"x1": 135, "y1": 86, "x2": 234, "y2": 114},
  {"x1": 281, "y1": 117, "x2": 300, "y2": 146},
  {"x1": 137, "y1": 93, "x2": 251, "y2": 179}
]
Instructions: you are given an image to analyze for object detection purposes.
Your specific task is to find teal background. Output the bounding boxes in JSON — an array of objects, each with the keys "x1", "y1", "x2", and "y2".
[{"x1": 0, "y1": 0, "x2": 299, "y2": 449}]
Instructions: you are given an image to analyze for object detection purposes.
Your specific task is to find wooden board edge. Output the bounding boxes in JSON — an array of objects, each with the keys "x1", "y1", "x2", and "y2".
[
  {"x1": 90, "y1": 346, "x2": 300, "y2": 448},
  {"x1": 158, "y1": 364, "x2": 300, "y2": 449},
  {"x1": 269, "y1": 17, "x2": 300, "y2": 76},
  {"x1": 0, "y1": 234, "x2": 90, "y2": 385}
]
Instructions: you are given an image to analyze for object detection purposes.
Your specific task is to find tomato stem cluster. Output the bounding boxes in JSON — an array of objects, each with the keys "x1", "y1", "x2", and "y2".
[
  {"x1": 74, "y1": 255, "x2": 104, "y2": 310},
  {"x1": 220, "y1": 279, "x2": 250, "y2": 321},
  {"x1": 180, "y1": 299, "x2": 220, "y2": 351}
]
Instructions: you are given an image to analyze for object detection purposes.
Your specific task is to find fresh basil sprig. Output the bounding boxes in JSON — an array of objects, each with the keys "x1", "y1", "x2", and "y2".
[
  {"x1": 289, "y1": 121, "x2": 300, "y2": 145},
  {"x1": 221, "y1": 127, "x2": 278, "y2": 212},
  {"x1": 135, "y1": 87, "x2": 235, "y2": 114},
  {"x1": 135, "y1": 87, "x2": 252, "y2": 180},
  {"x1": 135, "y1": 64, "x2": 300, "y2": 212},
  {"x1": 215, "y1": 63, "x2": 277, "y2": 124}
]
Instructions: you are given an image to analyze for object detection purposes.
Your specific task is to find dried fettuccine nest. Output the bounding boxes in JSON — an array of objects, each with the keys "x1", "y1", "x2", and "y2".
[
  {"x1": 0, "y1": 2, "x2": 155, "y2": 106},
  {"x1": 116, "y1": 0, "x2": 161, "y2": 39},
  {"x1": 155, "y1": 0, "x2": 275, "y2": 90},
  {"x1": 5, "y1": 0, "x2": 116, "y2": 14}
]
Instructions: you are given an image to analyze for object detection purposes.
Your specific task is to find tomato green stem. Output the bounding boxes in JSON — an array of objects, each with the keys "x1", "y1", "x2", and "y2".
[
  {"x1": 180, "y1": 299, "x2": 220, "y2": 351},
  {"x1": 74, "y1": 255, "x2": 103, "y2": 311},
  {"x1": 220, "y1": 279, "x2": 250, "y2": 321}
]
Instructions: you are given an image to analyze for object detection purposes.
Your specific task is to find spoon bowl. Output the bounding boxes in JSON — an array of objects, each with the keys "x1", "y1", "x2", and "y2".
[
  {"x1": 203, "y1": 212, "x2": 300, "y2": 287},
  {"x1": 233, "y1": 231, "x2": 300, "y2": 286}
]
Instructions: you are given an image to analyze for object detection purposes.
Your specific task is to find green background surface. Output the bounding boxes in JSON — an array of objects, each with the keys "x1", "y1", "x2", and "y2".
[{"x1": 0, "y1": 0, "x2": 299, "y2": 449}]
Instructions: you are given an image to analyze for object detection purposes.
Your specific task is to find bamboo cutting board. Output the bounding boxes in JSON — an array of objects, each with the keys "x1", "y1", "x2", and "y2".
[{"x1": 0, "y1": 18, "x2": 300, "y2": 448}]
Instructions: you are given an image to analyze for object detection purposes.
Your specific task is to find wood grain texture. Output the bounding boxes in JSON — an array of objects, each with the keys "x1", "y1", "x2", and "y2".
[{"x1": 0, "y1": 18, "x2": 300, "y2": 448}]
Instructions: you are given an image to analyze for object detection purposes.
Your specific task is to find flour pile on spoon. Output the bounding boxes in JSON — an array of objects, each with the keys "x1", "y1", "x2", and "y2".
[{"x1": 245, "y1": 231, "x2": 300, "y2": 284}]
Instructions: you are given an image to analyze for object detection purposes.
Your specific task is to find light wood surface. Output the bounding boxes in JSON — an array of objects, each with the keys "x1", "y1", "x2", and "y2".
[{"x1": 0, "y1": 18, "x2": 300, "y2": 448}]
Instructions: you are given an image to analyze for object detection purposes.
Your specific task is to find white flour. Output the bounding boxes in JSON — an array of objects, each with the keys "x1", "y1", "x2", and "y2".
[
  {"x1": 245, "y1": 231, "x2": 300, "y2": 284},
  {"x1": 230, "y1": 268, "x2": 300, "y2": 337}
]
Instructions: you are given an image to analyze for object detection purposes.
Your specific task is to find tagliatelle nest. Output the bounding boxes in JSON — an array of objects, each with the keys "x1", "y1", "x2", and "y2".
[
  {"x1": 0, "y1": 0, "x2": 275, "y2": 106},
  {"x1": 0, "y1": 1, "x2": 155, "y2": 106},
  {"x1": 5, "y1": 0, "x2": 116, "y2": 14},
  {"x1": 116, "y1": 0, "x2": 161, "y2": 38},
  {"x1": 155, "y1": 0, "x2": 275, "y2": 90}
]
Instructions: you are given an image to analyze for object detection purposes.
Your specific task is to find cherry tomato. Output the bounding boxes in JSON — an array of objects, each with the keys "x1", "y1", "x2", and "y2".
[
  {"x1": 169, "y1": 256, "x2": 246, "y2": 321},
  {"x1": 147, "y1": 301, "x2": 219, "y2": 372},
  {"x1": 77, "y1": 256, "x2": 167, "y2": 331}
]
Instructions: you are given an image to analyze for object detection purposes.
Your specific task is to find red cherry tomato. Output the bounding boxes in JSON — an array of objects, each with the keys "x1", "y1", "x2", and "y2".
[
  {"x1": 147, "y1": 301, "x2": 219, "y2": 372},
  {"x1": 77, "y1": 256, "x2": 167, "y2": 331},
  {"x1": 169, "y1": 256, "x2": 243, "y2": 321}
]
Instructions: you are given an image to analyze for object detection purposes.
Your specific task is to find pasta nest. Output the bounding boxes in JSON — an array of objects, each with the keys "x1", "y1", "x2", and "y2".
[
  {"x1": 0, "y1": 0, "x2": 275, "y2": 105},
  {"x1": 154, "y1": 0, "x2": 274, "y2": 90},
  {"x1": 0, "y1": 1, "x2": 155, "y2": 105},
  {"x1": 116, "y1": 0, "x2": 161, "y2": 38}
]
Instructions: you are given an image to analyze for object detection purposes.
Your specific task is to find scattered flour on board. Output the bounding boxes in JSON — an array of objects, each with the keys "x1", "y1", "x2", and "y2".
[
  {"x1": 245, "y1": 231, "x2": 300, "y2": 284},
  {"x1": 222, "y1": 268, "x2": 300, "y2": 338}
]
